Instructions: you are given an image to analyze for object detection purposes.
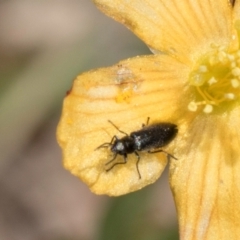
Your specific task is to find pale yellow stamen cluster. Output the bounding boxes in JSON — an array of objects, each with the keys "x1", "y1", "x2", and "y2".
[{"x1": 188, "y1": 43, "x2": 240, "y2": 113}]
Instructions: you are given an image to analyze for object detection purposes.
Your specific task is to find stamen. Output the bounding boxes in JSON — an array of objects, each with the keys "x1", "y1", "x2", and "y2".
[
  {"x1": 190, "y1": 73, "x2": 206, "y2": 86},
  {"x1": 228, "y1": 54, "x2": 235, "y2": 61},
  {"x1": 188, "y1": 101, "x2": 198, "y2": 112},
  {"x1": 231, "y1": 79, "x2": 239, "y2": 88},
  {"x1": 188, "y1": 21, "x2": 240, "y2": 114},
  {"x1": 232, "y1": 67, "x2": 240, "y2": 77},
  {"x1": 231, "y1": 62, "x2": 236, "y2": 68},
  {"x1": 199, "y1": 65, "x2": 208, "y2": 73},
  {"x1": 218, "y1": 51, "x2": 227, "y2": 62},
  {"x1": 208, "y1": 77, "x2": 217, "y2": 85},
  {"x1": 224, "y1": 93, "x2": 235, "y2": 100},
  {"x1": 203, "y1": 104, "x2": 213, "y2": 113}
]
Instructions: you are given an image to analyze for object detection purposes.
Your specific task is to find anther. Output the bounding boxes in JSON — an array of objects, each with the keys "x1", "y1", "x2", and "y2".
[{"x1": 203, "y1": 104, "x2": 213, "y2": 113}]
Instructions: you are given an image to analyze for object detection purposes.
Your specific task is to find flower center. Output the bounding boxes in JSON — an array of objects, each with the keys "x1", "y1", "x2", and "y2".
[{"x1": 188, "y1": 22, "x2": 240, "y2": 114}]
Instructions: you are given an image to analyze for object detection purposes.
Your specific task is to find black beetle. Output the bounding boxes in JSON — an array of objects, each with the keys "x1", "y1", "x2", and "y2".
[{"x1": 96, "y1": 118, "x2": 178, "y2": 179}]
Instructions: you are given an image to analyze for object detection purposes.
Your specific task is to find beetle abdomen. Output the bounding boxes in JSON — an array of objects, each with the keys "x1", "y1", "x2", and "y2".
[{"x1": 130, "y1": 123, "x2": 178, "y2": 151}]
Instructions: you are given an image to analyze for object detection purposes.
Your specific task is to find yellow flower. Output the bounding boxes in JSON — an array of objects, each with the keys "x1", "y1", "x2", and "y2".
[{"x1": 57, "y1": 0, "x2": 240, "y2": 239}]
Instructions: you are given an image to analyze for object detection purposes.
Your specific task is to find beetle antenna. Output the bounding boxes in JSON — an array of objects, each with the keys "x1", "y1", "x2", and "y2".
[
  {"x1": 95, "y1": 142, "x2": 111, "y2": 150},
  {"x1": 101, "y1": 127, "x2": 112, "y2": 138},
  {"x1": 95, "y1": 135, "x2": 117, "y2": 150},
  {"x1": 108, "y1": 120, "x2": 128, "y2": 136}
]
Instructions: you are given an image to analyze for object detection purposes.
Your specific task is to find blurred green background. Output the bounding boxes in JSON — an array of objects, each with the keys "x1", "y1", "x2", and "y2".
[{"x1": 0, "y1": 0, "x2": 178, "y2": 239}]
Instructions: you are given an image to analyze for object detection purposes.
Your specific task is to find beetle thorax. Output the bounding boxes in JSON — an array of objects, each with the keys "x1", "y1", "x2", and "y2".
[{"x1": 111, "y1": 136, "x2": 135, "y2": 155}]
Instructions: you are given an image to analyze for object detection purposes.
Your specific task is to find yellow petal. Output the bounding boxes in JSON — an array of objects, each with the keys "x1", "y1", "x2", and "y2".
[
  {"x1": 233, "y1": 0, "x2": 240, "y2": 20},
  {"x1": 170, "y1": 107, "x2": 240, "y2": 239},
  {"x1": 94, "y1": 0, "x2": 232, "y2": 62},
  {"x1": 57, "y1": 55, "x2": 190, "y2": 196}
]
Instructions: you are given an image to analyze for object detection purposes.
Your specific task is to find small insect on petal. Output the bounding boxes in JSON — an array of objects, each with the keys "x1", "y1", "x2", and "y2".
[
  {"x1": 57, "y1": 55, "x2": 186, "y2": 196},
  {"x1": 96, "y1": 118, "x2": 178, "y2": 179}
]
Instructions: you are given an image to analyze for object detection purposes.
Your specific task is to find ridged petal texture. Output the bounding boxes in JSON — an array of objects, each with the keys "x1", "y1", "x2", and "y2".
[
  {"x1": 170, "y1": 106, "x2": 240, "y2": 239},
  {"x1": 94, "y1": 0, "x2": 232, "y2": 62},
  {"x1": 57, "y1": 55, "x2": 189, "y2": 196},
  {"x1": 234, "y1": 0, "x2": 240, "y2": 20}
]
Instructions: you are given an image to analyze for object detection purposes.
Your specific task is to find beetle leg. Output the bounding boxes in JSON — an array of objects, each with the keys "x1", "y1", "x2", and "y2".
[
  {"x1": 105, "y1": 154, "x2": 127, "y2": 172},
  {"x1": 146, "y1": 117, "x2": 150, "y2": 126},
  {"x1": 142, "y1": 117, "x2": 150, "y2": 128},
  {"x1": 134, "y1": 151, "x2": 141, "y2": 179},
  {"x1": 105, "y1": 153, "x2": 118, "y2": 166},
  {"x1": 148, "y1": 149, "x2": 177, "y2": 160},
  {"x1": 108, "y1": 120, "x2": 128, "y2": 136}
]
